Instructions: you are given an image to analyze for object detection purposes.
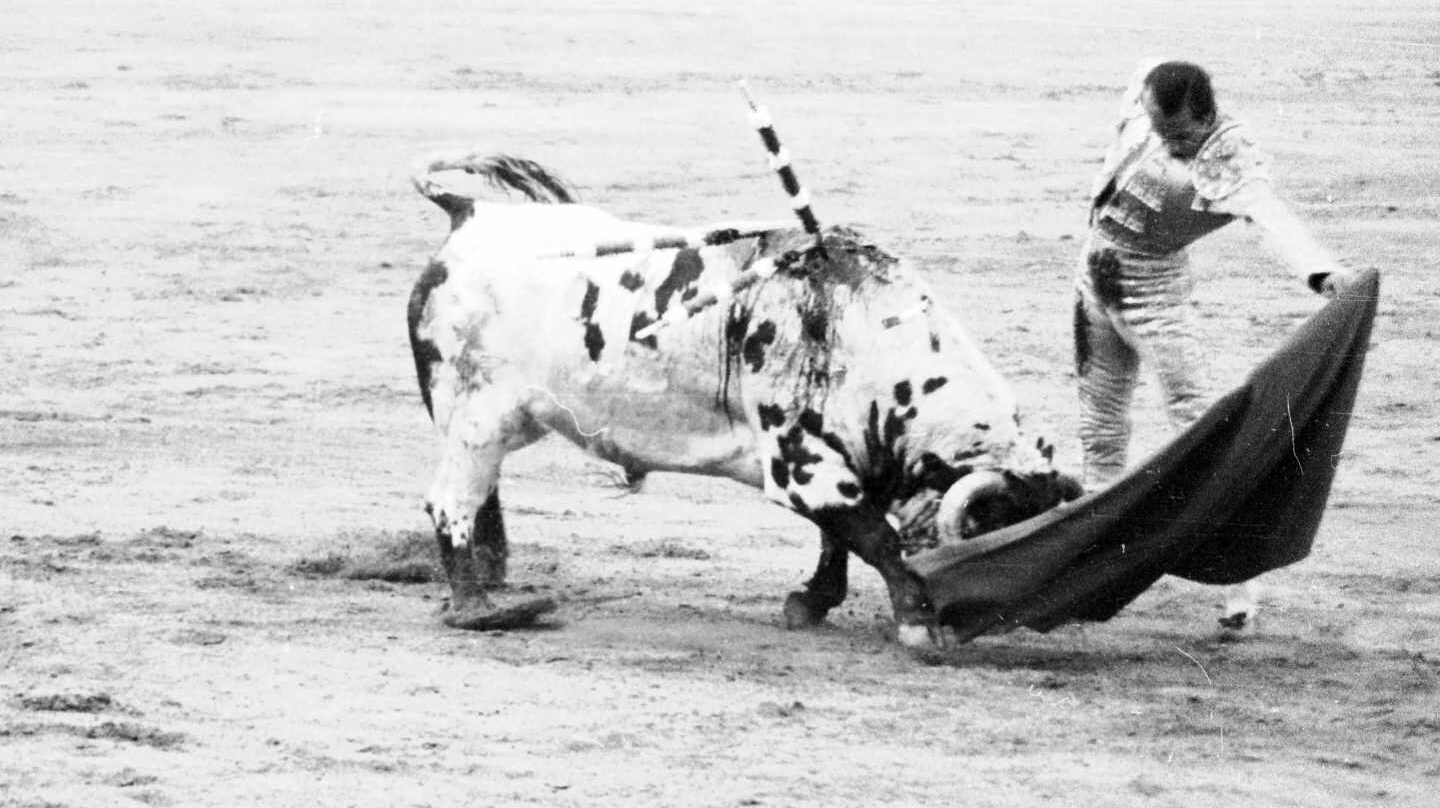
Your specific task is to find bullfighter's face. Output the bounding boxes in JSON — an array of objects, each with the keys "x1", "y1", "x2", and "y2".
[{"x1": 1141, "y1": 87, "x2": 1218, "y2": 161}]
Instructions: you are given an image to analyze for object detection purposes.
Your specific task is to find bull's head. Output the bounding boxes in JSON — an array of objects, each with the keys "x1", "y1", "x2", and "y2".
[{"x1": 935, "y1": 469, "x2": 1085, "y2": 542}]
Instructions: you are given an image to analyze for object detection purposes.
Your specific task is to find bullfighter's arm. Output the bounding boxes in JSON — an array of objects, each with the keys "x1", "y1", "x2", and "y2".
[
  {"x1": 1231, "y1": 183, "x2": 1357, "y2": 296},
  {"x1": 1192, "y1": 122, "x2": 1357, "y2": 298}
]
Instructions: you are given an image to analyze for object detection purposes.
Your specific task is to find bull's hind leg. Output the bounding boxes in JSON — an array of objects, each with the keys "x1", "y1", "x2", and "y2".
[
  {"x1": 432, "y1": 489, "x2": 508, "y2": 589},
  {"x1": 426, "y1": 406, "x2": 553, "y2": 630},
  {"x1": 807, "y1": 506, "x2": 937, "y2": 647},
  {"x1": 473, "y1": 489, "x2": 508, "y2": 587},
  {"x1": 783, "y1": 531, "x2": 850, "y2": 629}
]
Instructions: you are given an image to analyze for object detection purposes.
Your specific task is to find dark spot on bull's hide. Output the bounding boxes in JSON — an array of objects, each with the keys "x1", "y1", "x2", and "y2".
[
  {"x1": 798, "y1": 348, "x2": 833, "y2": 392},
  {"x1": 1037, "y1": 437, "x2": 1055, "y2": 463},
  {"x1": 654, "y1": 249, "x2": 705, "y2": 316},
  {"x1": 725, "y1": 305, "x2": 752, "y2": 356},
  {"x1": 883, "y1": 408, "x2": 908, "y2": 450},
  {"x1": 757, "y1": 403, "x2": 786, "y2": 431},
  {"x1": 629, "y1": 312, "x2": 658, "y2": 350},
  {"x1": 798, "y1": 408, "x2": 824, "y2": 436},
  {"x1": 718, "y1": 303, "x2": 753, "y2": 423},
  {"x1": 777, "y1": 426, "x2": 824, "y2": 486},
  {"x1": 836, "y1": 481, "x2": 861, "y2": 499},
  {"x1": 583, "y1": 323, "x2": 605, "y2": 362},
  {"x1": 407, "y1": 259, "x2": 449, "y2": 418},
  {"x1": 819, "y1": 431, "x2": 851, "y2": 465},
  {"x1": 893, "y1": 380, "x2": 913, "y2": 407},
  {"x1": 578, "y1": 281, "x2": 605, "y2": 361},
  {"x1": 770, "y1": 457, "x2": 790, "y2": 489},
  {"x1": 580, "y1": 280, "x2": 601, "y2": 323},
  {"x1": 800, "y1": 305, "x2": 828, "y2": 342},
  {"x1": 788, "y1": 492, "x2": 810, "y2": 514},
  {"x1": 974, "y1": 422, "x2": 991, "y2": 431},
  {"x1": 453, "y1": 350, "x2": 485, "y2": 391},
  {"x1": 859, "y1": 401, "x2": 906, "y2": 507},
  {"x1": 619, "y1": 270, "x2": 645, "y2": 292},
  {"x1": 790, "y1": 459, "x2": 816, "y2": 486},
  {"x1": 922, "y1": 376, "x2": 948, "y2": 395},
  {"x1": 743, "y1": 320, "x2": 777, "y2": 372},
  {"x1": 930, "y1": 332, "x2": 942, "y2": 353}
]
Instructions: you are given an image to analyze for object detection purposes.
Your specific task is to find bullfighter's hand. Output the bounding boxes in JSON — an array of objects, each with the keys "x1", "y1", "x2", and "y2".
[{"x1": 1311, "y1": 268, "x2": 1361, "y2": 299}]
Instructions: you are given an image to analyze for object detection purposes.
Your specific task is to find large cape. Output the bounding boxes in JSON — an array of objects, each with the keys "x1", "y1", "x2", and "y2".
[{"x1": 909, "y1": 269, "x2": 1379, "y2": 642}]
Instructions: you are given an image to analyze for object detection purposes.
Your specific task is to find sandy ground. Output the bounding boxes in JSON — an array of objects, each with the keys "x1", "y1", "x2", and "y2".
[{"x1": 3, "y1": 1, "x2": 1439, "y2": 806}]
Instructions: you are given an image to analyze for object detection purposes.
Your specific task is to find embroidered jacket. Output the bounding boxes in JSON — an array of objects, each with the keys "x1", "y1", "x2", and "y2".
[
  {"x1": 1089, "y1": 65, "x2": 1270, "y2": 255},
  {"x1": 1085, "y1": 60, "x2": 1345, "y2": 286}
]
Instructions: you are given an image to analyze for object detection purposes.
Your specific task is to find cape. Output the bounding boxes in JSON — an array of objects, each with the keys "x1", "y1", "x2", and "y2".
[{"x1": 908, "y1": 269, "x2": 1379, "y2": 641}]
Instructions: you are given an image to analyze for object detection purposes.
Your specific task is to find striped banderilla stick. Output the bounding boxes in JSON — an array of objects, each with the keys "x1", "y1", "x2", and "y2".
[
  {"x1": 632, "y1": 82, "x2": 825, "y2": 340},
  {"x1": 739, "y1": 79, "x2": 823, "y2": 243},
  {"x1": 531, "y1": 221, "x2": 792, "y2": 261}
]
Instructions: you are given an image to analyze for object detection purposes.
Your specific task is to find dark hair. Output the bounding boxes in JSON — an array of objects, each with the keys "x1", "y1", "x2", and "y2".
[{"x1": 1144, "y1": 61, "x2": 1216, "y2": 121}]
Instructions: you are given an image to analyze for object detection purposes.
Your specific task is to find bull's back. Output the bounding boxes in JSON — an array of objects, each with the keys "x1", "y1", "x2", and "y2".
[
  {"x1": 435, "y1": 202, "x2": 636, "y2": 263},
  {"x1": 411, "y1": 211, "x2": 764, "y2": 482},
  {"x1": 409, "y1": 202, "x2": 664, "y2": 416}
]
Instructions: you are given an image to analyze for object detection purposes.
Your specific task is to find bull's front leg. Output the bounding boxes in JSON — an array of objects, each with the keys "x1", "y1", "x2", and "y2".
[
  {"x1": 807, "y1": 506, "x2": 939, "y2": 647},
  {"x1": 783, "y1": 530, "x2": 850, "y2": 629},
  {"x1": 1219, "y1": 580, "x2": 1262, "y2": 632}
]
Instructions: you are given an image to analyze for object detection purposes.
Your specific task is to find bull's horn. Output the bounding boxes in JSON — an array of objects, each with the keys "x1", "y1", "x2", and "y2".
[{"x1": 935, "y1": 470, "x2": 1010, "y2": 544}]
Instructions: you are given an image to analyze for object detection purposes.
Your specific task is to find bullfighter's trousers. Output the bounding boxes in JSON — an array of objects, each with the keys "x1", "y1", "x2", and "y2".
[{"x1": 1073, "y1": 235, "x2": 1210, "y2": 489}]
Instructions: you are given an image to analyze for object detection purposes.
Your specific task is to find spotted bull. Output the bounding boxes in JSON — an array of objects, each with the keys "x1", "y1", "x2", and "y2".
[{"x1": 407, "y1": 154, "x2": 1082, "y2": 646}]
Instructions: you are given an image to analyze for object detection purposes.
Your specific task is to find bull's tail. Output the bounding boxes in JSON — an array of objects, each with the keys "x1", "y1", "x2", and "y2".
[{"x1": 411, "y1": 152, "x2": 577, "y2": 229}]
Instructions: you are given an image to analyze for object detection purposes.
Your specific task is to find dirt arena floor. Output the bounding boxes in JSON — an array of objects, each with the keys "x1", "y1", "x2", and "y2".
[{"x1": 3, "y1": 1, "x2": 1438, "y2": 806}]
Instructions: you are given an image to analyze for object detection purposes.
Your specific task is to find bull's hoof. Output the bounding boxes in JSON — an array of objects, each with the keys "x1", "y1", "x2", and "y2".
[
  {"x1": 895, "y1": 621, "x2": 953, "y2": 649},
  {"x1": 1218, "y1": 610, "x2": 1253, "y2": 632},
  {"x1": 442, "y1": 596, "x2": 558, "y2": 631},
  {"x1": 782, "y1": 591, "x2": 829, "y2": 629}
]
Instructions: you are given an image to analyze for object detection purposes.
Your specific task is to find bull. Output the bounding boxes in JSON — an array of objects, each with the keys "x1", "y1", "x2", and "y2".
[{"x1": 406, "y1": 153, "x2": 1082, "y2": 647}]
